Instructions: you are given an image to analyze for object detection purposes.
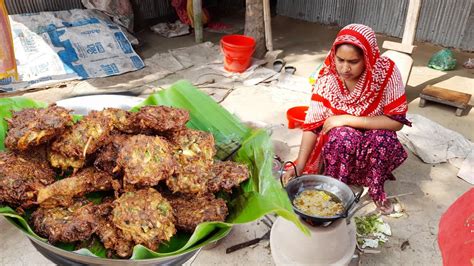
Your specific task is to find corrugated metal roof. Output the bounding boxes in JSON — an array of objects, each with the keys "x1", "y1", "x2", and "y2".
[
  {"x1": 5, "y1": 0, "x2": 243, "y2": 22},
  {"x1": 6, "y1": 0, "x2": 470, "y2": 50},
  {"x1": 5, "y1": 0, "x2": 83, "y2": 14},
  {"x1": 130, "y1": 0, "x2": 173, "y2": 20},
  {"x1": 4, "y1": 0, "x2": 175, "y2": 22},
  {"x1": 277, "y1": 0, "x2": 474, "y2": 51},
  {"x1": 460, "y1": 6, "x2": 474, "y2": 51}
]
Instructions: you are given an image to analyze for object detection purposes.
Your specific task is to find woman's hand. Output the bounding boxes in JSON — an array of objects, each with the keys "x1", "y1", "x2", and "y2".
[
  {"x1": 281, "y1": 164, "x2": 304, "y2": 186},
  {"x1": 321, "y1": 115, "x2": 350, "y2": 134}
]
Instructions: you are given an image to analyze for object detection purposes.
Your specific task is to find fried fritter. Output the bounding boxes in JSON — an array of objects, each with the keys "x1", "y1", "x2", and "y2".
[
  {"x1": 132, "y1": 106, "x2": 189, "y2": 132},
  {"x1": 166, "y1": 193, "x2": 228, "y2": 232},
  {"x1": 94, "y1": 134, "x2": 130, "y2": 175},
  {"x1": 102, "y1": 108, "x2": 137, "y2": 133},
  {"x1": 0, "y1": 152, "x2": 55, "y2": 209},
  {"x1": 166, "y1": 169, "x2": 209, "y2": 195},
  {"x1": 97, "y1": 217, "x2": 134, "y2": 258},
  {"x1": 112, "y1": 188, "x2": 176, "y2": 253},
  {"x1": 48, "y1": 151, "x2": 85, "y2": 171},
  {"x1": 5, "y1": 105, "x2": 73, "y2": 151},
  {"x1": 166, "y1": 129, "x2": 215, "y2": 194},
  {"x1": 37, "y1": 167, "x2": 119, "y2": 208},
  {"x1": 50, "y1": 110, "x2": 113, "y2": 170},
  {"x1": 118, "y1": 135, "x2": 177, "y2": 190},
  {"x1": 168, "y1": 128, "x2": 216, "y2": 161},
  {"x1": 95, "y1": 200, "x2": 134, "y2": 258},
  {"x1": 16, "y1": 144, "x2": 49, "y2": 163},
  {"x1": 31, "y1": 199, "x2": 97, "y2": 243},
  {"x1": 208, "y1": 160, "x2": 250, "y2": 193}
]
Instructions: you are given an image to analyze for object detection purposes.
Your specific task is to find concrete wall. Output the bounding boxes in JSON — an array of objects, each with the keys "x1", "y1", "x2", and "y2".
[{"x1": 277, "y1": 0, "x2": 474, "y2": 51}]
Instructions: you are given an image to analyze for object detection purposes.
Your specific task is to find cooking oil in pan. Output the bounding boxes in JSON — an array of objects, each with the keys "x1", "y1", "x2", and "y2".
[{"x1": 293, "y1": 189, "x2": 344, "y2": 217}]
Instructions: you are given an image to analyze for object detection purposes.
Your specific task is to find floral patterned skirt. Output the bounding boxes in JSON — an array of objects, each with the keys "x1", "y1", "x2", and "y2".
[{"x1": 321, "y1": 126, "x2": 407, "y2": 203}]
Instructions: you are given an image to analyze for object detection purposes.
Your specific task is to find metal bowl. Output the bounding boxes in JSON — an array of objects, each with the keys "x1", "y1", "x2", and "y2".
[
  {"x1": 56, "y1": 94, "x2": 145, "y2": 115},
  {"x1": 28, "y1": 236, "x2": 199, "y2": 265}
]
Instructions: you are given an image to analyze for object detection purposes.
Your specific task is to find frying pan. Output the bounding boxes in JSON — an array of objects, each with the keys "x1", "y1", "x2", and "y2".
[{"x1": 280, "y1": 162, "x2": 362, "y2": 225}]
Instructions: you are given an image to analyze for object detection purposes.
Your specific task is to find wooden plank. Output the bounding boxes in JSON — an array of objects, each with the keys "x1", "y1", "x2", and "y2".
[
  {"x1": 419, "y1": 94, "x2": 467, "y2": 109},
  {"x1": 245, "y1": 0, "x2": 266, "y2": 58},
  {"x1": 421, "y1": 85, "x2": 471, "y2": 107},
  {"x1": 402, "y1": 0, "x2": 421, "y2": 47},
  {"x1": 382, "y1": 41, "x2": 414, "y2": 54},
  {"x1": 263, "y1": 0, "x2": 273, "y2": 51},
  {"x1": 419, "y1": 85, "x2": 473, "y2": 116},
  {"x1": 419, "y1": 98, "x2": 427, "y2": 107},
  {"x1": 193, "y1": 0, "x2": 203, "y2": 43},
  {"x1": 382, "y1": 0, "x2": 421, "y2": 54}
]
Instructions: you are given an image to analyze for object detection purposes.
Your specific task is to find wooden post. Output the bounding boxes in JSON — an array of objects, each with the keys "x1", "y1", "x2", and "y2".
[
  {"x1": 245, "y1": 0, "x2": 266, "y2": 58},
  {"x1": 382, "y1": 0, "x2": 421, "y2": 54},
  {"x1": 402, "y1": 0, "x2": 422, "y2": 47},
  {"x1": 193, "y1": 0, "x2": 203, "y2": 43},
  {"x1": 263, "y1": 0, "x2": 273, "y2": 51}
]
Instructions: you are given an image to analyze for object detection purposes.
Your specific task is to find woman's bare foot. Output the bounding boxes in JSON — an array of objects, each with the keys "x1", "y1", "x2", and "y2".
[{"x1": 374, "y1": 200, "x2": 394, "y2": 215}]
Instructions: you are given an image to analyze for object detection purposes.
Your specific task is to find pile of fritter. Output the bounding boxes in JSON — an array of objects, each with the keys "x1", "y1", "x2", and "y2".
[{"x1": 0, "y1": 104, "x2": 249, "y2": 258}]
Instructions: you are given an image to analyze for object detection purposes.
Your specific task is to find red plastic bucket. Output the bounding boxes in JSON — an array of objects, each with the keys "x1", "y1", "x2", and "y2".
[
  {"x1": 220, "y1": 35, "x2": 256, "y2": 73},
  {"x1": 286, "y1": 106, "x2": 309, "y2": 129}
]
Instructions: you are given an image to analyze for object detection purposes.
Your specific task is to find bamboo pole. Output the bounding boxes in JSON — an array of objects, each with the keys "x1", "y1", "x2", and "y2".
[
  {"x1": 193, "y1": 0, "x2": 203, "y2": 43},
  {"x1": 263, "y1": 0, "x2": 273, "y2": 51}
]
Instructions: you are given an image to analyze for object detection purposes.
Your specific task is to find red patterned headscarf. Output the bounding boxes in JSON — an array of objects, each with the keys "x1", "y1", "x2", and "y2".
[{"x1": 303, "y1": 24, "x2": 408, "y2": 131}]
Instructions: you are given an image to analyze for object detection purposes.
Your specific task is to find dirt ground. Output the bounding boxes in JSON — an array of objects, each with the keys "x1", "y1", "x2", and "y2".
[
  {"x1": 135, "y1": 15, "x2": 474, "y2": 139},
  {"x1": 1, "y1": 15, "x2": 473, "y2": 266}
]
